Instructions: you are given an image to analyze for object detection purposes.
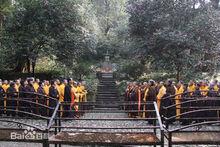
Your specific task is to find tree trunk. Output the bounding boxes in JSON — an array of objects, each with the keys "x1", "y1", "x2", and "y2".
[
  {"x1": 176, "y1": 65, "x2": 181, "y2": 81},
  {"x1": 27, "y1": 59, "x2": 31, "y2": 73}
]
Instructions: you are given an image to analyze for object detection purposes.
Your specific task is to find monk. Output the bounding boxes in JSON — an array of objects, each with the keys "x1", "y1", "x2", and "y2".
[
  {"x1": 6, "y1": 82, "x2": 18, "y2": 116},
  {"x1": 49, "y1": 80, "x2": 59, "y2": 116},
  {"x1": 156, "y1": 82, "x2": 166, "y2": 112},
  {"x1": 37, "y1": 82, "x2": 46, "y2": 116},
  {"x1": 58, "y1": 79, "x2": 67, "y2": 117},
  {"x1": 33, "y1": 79, "x2": 40, "y2": 92},
  {"x1": 63, "y1": 78, "x2": 74, "y2": 117},
  {"x1": 145, "y1": 80, "x2": 157, "y2": 124},
  {"x1": 175, "y1": 81, "x2": 184, "y2": 119},
  {"x1": 0, "y1": 81, "x2": 4, "y2": 116}
]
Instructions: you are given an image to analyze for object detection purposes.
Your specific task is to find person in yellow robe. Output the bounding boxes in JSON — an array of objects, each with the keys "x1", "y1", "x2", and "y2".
[
  {"x1": 71, "y1": 82, "x2": 78, "y2": 111},
  {"x1": 187, "y1": 80, "x2": 196, "y2": 96},
  {"x1": 15, "y1": 79, "x2": 21, "y2": 92},
  {"x1": 43, "y1": 80, "x2": 50, "y2": 96},
  {"x1": 213, "y1": 80, "x2": 219, "y2": 92},
  {"x1": 76, "y1": 83, "x2": 83, "y2": 102},
  {"x1": 80, "y1": 81, "x2": 88, "y2": 102},
  {"x1": 43, "y1": 80, "x2": 50, "y2": 115},
  {"x1": 199, "y1": 81, "x2": 209, "y2": 96},
  {"x1": 33, "y1": 79, "x2": 40, "y2": 92},
  {"x1": 2, "y1": 80, "x2": 10, "y2": 113},
  {"x1": 156, "y1": 82, "x2": 166, "y2": 112},
  {"x1": 2, "y1": 80, "x2": 10, "y2": 93},
  {"x1": 175, "y1": 81, "x2": 184, "y2": 119},
  {"x1": 143, "y1": 83, "x2": 149, "y2": 118},
  {"x1": 58, "y1": 79, "x2": 67, "y2": 117},
  {"x1": 58, "y1": 79, "x2": 67, "y2": 102}
]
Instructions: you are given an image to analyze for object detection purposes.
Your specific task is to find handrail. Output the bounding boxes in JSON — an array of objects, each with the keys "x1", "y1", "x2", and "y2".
[
  {"x1": 154, "y1": 102, "x2": 164, "y2": 131},
  {"x1": 161, "y1": 90, "x2": 219, "y2": 100},
  {"x1": 165, "y1": 108, "x2": 220, "y2": 120},
  {"x1": 60, "y1": 101, "x2": 155, "y2": 105},
  {"x1": 170, "y1": 121, "x2": 220, "y2": 132},
  {"x1": 163, "y1": 98, "x2": 220, "y2": 110},
  {"x1": 46, "y1": 101, "x2": 60, "y2": 130},
  {"x1": 1, "y1": 91, "x2": 59, "y2": 101},
  {"x1": 0, "y1": 109, "x2": 50, "y2": 119}
]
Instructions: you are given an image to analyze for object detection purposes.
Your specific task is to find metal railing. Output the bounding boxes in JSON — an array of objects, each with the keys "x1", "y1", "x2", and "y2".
[{"x1": 161, "y1": 91, "x2": 220, "y2": 147}]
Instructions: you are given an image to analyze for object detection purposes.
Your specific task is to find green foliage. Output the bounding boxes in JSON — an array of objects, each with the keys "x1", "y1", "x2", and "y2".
[
  {"x1": 127, "y1": 0, "x2": 220, "y2": 80},
  {"x1": 118, "y1": 61, "x2": 145, "y2": 80},
  {"x1": 2, "y1": 0, "x2": 93, "y2": 72}
]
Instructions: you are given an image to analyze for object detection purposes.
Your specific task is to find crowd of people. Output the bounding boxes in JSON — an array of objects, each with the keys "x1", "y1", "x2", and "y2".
[
  {"x1": 0, "y1": 78, "x2": 87, "y2": 117},
  {"x1": 125, "y1": 79, "x2": 220, "y2": 120}
]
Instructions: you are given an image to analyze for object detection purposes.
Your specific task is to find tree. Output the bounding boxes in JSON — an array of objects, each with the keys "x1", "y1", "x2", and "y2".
[
  {"x1": 128, "y1": 0, "x2": 220, "y2": 80},
  {"x1": 2, "y1": 0, "x2": 91, "y2": 73}
]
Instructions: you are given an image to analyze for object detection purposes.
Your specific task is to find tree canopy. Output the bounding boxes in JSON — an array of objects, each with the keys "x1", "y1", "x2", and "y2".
[{"x1": 0, "y1": 0, "x2": 220, "y2": 81}]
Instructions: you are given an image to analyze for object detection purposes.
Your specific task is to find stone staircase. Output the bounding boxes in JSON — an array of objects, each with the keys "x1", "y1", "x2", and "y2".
[{"x1": 95, "y1": 73, "x2": 119, "y2": 110}]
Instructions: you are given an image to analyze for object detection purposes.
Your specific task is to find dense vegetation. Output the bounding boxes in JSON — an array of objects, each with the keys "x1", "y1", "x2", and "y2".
[{"x1": 0, "y1": 0, "x2": 220, "y2": 81}]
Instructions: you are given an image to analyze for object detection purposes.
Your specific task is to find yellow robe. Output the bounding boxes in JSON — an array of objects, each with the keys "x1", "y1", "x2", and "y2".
[
  {"x1": 214, "y1": 84, "x2": 219, "y2": 92},
  {"x1": 58, "y1": 84, "x2": 65, "y2": 102},
  {"x1": 33, "y1": 83, "x2": 39, "y2": 92},
  {"x1": 187, "y1": 84, "x2": 196, "y2": 96},
  {"x1": 156, "y1": 86, "x2": 166, "y2": 111},
  {"x1": 2, "y1": 84, "x2": 9, "y2": 93},
  {"x1": 2, "y1": 84, "x2": 9, "y2": 111},
  {"x1": 175, "y1": 85, "x2": 184, "y2": 119},
  {"x1": 200, "y1": 86, "x2": 209, "y2": 96},
  {"x1": 143, "y1": 88, "x2": 149, "y2": 118},
  {"x1": 15, "y1": 84, "x2": 20, "y2": 92},
  {"x1": 80, "y1": 85, "x2": 87, "y2": 102},
  {"x1": 43, "y1": 85, "x2": 50, "y2": 96}
]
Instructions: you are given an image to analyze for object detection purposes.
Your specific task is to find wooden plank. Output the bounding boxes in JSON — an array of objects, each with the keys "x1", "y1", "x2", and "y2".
[
  {"x1": 49, "y1": 132, "x2": 160, "y2": 145},
  {"x1": 172, "y1": 132, "x2": 220, "y2": 143}
]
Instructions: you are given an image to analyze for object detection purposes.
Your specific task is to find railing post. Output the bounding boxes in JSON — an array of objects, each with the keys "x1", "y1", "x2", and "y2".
[
  {"x1": 42, "y1": 129, "x2": 49, "y2": 147},
  {"x1": 168, "y1": 132, "x2": 172, "y2": 147},
  {"x1": 161, "y1": 130, "x2": 164, "y2": 147}
]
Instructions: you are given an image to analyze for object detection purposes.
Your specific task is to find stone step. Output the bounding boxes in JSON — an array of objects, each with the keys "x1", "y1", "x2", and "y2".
[
  {"x1": 97, "y1": 93, "x2": 117, "y2": 96},
  {"x1": 94, "y1": 107, "x2": 119, "y2": 110},
  {"x1": 97, "y1": 84, "x2": 116, "y2": 89},
  {"x1": 99, "y1": 83, "x2": 115, "y2": 85},
  {"x1": 97, "y1": 93, "x2": 117, "y2": 95},
  {"x1": 97, "y1": 90, "x2": 117, "y2": 93}
]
